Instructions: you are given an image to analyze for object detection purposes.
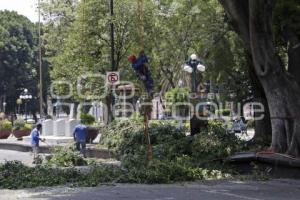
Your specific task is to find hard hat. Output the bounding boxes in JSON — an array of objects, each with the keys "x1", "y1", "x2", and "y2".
[{"x1": 128, "y1": 55, "x2": 137, "y2": 63}]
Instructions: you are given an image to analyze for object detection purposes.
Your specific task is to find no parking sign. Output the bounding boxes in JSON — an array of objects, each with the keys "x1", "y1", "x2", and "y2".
[{"x1": 106, "y1": 71, "x2": 120, "y2": 85}]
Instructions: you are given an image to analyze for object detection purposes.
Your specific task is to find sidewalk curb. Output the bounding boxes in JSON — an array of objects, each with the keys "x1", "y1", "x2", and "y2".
[{"x1": 0, "y1": 142, "x2": 114, "y2": 159}]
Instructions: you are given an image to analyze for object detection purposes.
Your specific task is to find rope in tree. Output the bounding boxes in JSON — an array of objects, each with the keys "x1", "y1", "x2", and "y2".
[
  {"x1": 137, "y1": 0, "x2": 145, "y2": 50},
  {"x1": 137, "y1": 0, "x2": 153, "y2": 161}
]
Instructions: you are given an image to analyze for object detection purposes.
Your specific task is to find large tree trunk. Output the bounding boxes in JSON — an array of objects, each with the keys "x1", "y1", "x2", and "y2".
[
  {"x1": 247, "y1": 53, "x2": 272, "y2": 143},
  {"x1": 220, "y1": 0, "x2": 300, "y2": 157},
  {"x1": 253, "y1": 97, "x2": 272, "y2": 144},
  {"x1": 249, "y1": 0, "x2": 300, "y2": 156}
]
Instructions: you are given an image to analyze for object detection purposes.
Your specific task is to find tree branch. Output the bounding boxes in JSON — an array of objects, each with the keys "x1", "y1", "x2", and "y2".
[{"x1": 219, "y1": 0, "x2": 250, "y2": 49}]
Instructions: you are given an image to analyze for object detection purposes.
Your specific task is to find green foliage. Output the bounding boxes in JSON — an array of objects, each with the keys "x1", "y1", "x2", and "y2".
[
  {"x1": 165, "y1": 87, "x2": 190, "y2": 103},
  {"x1": 40, "y1": 0, "x2": 79, "y2": 58},
  {"x1": 0, "y1": 11, "x2": 40, "y2": 112},
  {"x1": 274, "y1": 0, "x2": 300, "y2": 39},
  {"x1": 101, "y1": 119, "x2": 243, "y2": 163},
  {"x1": 0, "y1": 159, "x2": 229, "y2": 189},
  {"x1": 0, "y1": 119, "x2": 247, "y2": 189},
  {"x1": 100, "y1": 119, "x2": 243, "y2": 181},
  {"x1": 47, "y1": 146, "x2": 87, "y2": 167},
  {"x1": 13, "y1": 119, "x2": 32, "y2": 131},
  {"x1": 13, "y1": 119, "x2": 25, "y2": 131},
  {"x1": 100, "y1": 119, "x2": 143, "y2": 155},
  {"x1": 0, "y1": 120, "x2": 12, "y2": 131},
  {"x1": 23, "y1": 124, "x2": 33, "y2": 131},
  {"x1": 0, "y1": 161, "x2": 121, "y2": 189},
  {"x1": 191, "y1": 120, "x2": 244, "y2": 162},
  {"x1": 46, "y1": 0, "x2": 139, "y2": 100},
  {"x1": 44, "y1": 0, "x2": 252, "y2": 100},
  {"x1": 216, "y1": 109, "x2": 231, "y2": 116},
  {"x1": 100, "y1": 119, "x2": 188, "y2": 158},
  {"x1": 0, "y1": 161, "x2": 80, "y2": 189},
  {"x1": 119, "y1": 157, "x2": 230, "y2": 184},
  {"x1": 80, "y1": 113, "x2": 96, "y2": 125}
]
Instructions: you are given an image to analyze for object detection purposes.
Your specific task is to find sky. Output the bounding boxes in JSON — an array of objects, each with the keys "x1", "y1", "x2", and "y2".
[{"x1": 0, "y1": 0, "x2": 38, "y2": 22}]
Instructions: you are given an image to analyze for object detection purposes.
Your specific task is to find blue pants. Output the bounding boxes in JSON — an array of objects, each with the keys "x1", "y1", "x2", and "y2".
[
  {"x1": 76, "y1": 142, "x2": 86, "y2": 157},
  {"x1": 143, "y1": 75, "x2": 154, "y2": 94},
  {"x1": 136, "y1": 66, "x2": 154, "y2": 94}
]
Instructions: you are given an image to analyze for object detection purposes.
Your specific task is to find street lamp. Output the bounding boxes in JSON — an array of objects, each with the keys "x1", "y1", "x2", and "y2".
[
  {"x1": 183, "y1": 54, "x2": 206, "y2": 92},
  {"x1": 183, "y1": 54, "x2": 206, "y2": 135},
  {"x1": 3, "y1": 102, "x2": 6, "y2": 113},
  {"x1": 16, "y1": 99, "x2": 22, "y2": 114},
  {"x1": 20, "y1": 89, "x2": 33, "y2": 121}
]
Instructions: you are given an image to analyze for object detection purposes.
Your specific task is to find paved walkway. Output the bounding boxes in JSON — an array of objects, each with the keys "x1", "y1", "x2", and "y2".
[
  {"x1": 0, "y1": 149, "x2": 34, "y2": 166},
  {"x1": 0, "y1": 136, "x2": 73, "y2": 146},
  {"x1": 1, "y1": 179, "x2": 300, "y2": 200}
]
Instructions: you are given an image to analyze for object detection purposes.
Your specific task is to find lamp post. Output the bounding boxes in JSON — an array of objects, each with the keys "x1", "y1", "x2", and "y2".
[
  {"x1": 16, "y1": 99, "x2": 22, "y2": 114},
  {"x1": 3, "y1": 102, "x2": 6, "y2": 113},
  {"x1": 110, "y1": 0, "x2": 115, "y2": 71},
  {"x1": 20, "y1": 89, "x2": 33, "y2": 121},
  {"x1": 183, "y1": 54, "x2": 206, "y2": 92},
  {"x1": 183, "y1": 54, "x2": 206, "y2": 135},
  {"x1": 38, "y1": 0, "x2": 44, "y2": 119}
]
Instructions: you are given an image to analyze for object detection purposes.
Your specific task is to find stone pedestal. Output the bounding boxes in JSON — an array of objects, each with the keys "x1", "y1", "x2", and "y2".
[
  {"x1": 53, "y1": 119, "x2": 66, "y2": 137},
  {"x1": 66, "y1": 119, "x2": 80, "y2": 137},
  {"x1": 42, "y1": 119, "x2": 53, "y2": 136}
]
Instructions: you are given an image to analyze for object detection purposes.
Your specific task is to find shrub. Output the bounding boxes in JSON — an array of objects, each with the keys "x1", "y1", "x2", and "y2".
[
  {"x1": 80, "y1": 113, "x2": 95, "y2": 125},
  {"x1": 13, "y1": 119, "x2": 25, "y2": 131},
  {"x1": 100, "y1": 119, "x2": 188, "y2": 160},
  {"x1": 0, "y1": 120, "x2": 12, "y2": 131},
  {"x1": 0, "y1": 161, "x2": 83, "y2": 189},
  {"x1": 47, "y1": 146, "x2": 87, "y2": 167},
  {"x1": 101, "y1": 119, "x2": 244, "y2": 172},
  {"x1": 216, "y1": 109, "x2": 231, "y2": 116},
  {"x1": 164, "y1": 87, "x2": 190, "y2": 115},
  {"x1": 191, "y1": 120, "x2": 244, "y2": 161},
  {"x1": 0, "y1": 119, "x2": 244, "y2": 189},
  {"x1": 13, "y1": 119, "x2": 32, "y2": 131},
  {"x1": 23, "y1": 123, "x2": 33, "y2": 131},
  {"x1": 100, "y1": 119, "x2": 143, "y2": 154},
  {"x1": 164, "y1": 87, "x2": 190, "y2": 103},
  {"x1": 0, "y1": 159, "x2": 231, "y2": 189}
]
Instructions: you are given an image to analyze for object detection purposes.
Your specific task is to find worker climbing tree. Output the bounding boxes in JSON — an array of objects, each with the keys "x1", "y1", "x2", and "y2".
[{"x1": 128, "y1": 51, "x2": 154, "y2": 97}]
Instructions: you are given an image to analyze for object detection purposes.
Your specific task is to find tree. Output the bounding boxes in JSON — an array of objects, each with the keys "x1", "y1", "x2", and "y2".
[
  {"x1": 219, "y1": 0, "x2": 300, "y2": 156},
  {"x1": 40, "y1": 0, "x2": 79, "y2": 59},
  {"x1": 0, "y1": 11, "x2": 38, "y2": 114},
  {"x1": 148, "y1": 0, "x2": 227, "y2": 92},
  {"x1": 44, "y1": 0, "x2": 258, "y2": 127},
  {"x1": 48, "y1": 0, "x2": 139, "y2": 100}
]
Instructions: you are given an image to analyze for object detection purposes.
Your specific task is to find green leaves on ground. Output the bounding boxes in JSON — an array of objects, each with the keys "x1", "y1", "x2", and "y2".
[
  {"x1": 99, "y1": 119, "x2": 244, "y2": 183},
  {"x1": 46, "y1": 146, "x2": 87, "y2": 167},
  {"x1": 0, "y1": 120, "x2": 244, "y2": 189}
]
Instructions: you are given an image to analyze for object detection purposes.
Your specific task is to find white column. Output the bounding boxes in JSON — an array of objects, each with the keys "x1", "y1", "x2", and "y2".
[
  {"x1": 66, "y1": 119, "x2": 80, "y2": 137},
  {"x1": 53, "y1": 119, "x2": 66, "y2": 137},
  {"x1": 42, "y1": 119, "x2": 53, "y2": 136}
]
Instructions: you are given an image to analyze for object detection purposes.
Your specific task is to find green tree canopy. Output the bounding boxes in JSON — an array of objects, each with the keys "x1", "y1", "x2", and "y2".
[{"x1": 0, "y1": 10, "x2": 38, "y2": 113}]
